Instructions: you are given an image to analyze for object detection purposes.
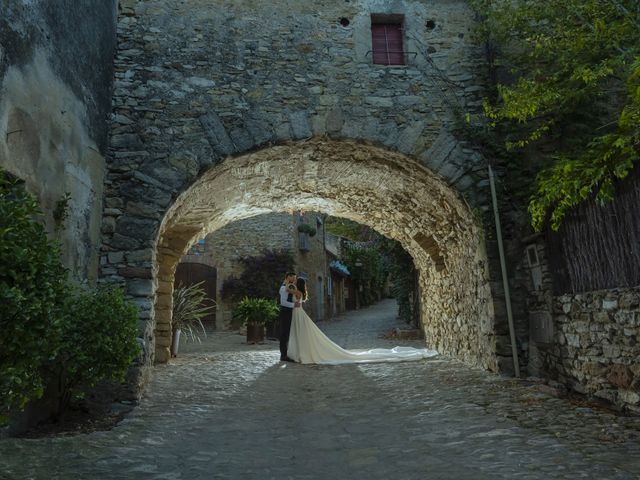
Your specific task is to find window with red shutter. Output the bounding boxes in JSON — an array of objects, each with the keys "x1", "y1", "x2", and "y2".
[{"x1": 371, "y1": 17, "x2": 405, "y2": 66}]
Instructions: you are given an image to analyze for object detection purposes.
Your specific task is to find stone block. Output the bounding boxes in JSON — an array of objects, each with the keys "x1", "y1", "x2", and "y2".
[
  {"x1": 565, "y1": 333, "x2": 580, "y2": 348},
  {"x1": 118, "y1": 266, "x2": 153, "y2": 279},
  {"x1": 607, "y1": 364, "x2": 633, "y2": 389},
  {"x1": 108, "y1": 251, "x2": 125, "y2": 264},
  {"x1": 619, "y1": 390, "x2": 640, "y2": 405},
  {"x1": 127, "y1": 279, "x2": 154, "y2": 297},
  {"x1": 126, "y1": 249, "x2": 154, "y2": 263},
  {"x1": 111, "y1": 133, "x2": 142, "y2": 148},
  {"x1": 199, "y1": 112, "x2": 235, "y2": 155},
  {"x1": 116, "y1": 216, "x2": 159, "y2": 240},
  {"x1": 111, "y1": 233, "x2": 140, "y2": 250},
  {"x1": 229, "y1": 127, "x2": 254, "y2": 152},
  {"x1": 289, "y1": 111, "x2": 312, "y2": 139},
  {"x1": 325, "y1": 108, "x2": 344, "y2": 133},
  {"x1": 245, "y1": 117, "x2": 274, "y2": 146},
  {"x1": 364, "y1": 96, "x2": 393, "y2": 107}
]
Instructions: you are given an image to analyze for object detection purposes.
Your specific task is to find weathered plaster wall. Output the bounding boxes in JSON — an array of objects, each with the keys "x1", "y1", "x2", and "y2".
[{"x1": 0, "y1": 0, "x2": 117, "y2": 280}]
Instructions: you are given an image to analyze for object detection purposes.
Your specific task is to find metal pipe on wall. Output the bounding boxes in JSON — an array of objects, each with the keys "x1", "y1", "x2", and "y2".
[{"x1": 488, "y1": 164, "x2": 521, "y2": 377}]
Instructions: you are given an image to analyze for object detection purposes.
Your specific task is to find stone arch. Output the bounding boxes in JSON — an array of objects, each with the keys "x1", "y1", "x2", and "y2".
[
  {"x1": 148, "y1": 138, "x2": 495, "y2": 370},
  {"x1": 102, "y1": 0, "x2": 515, "y2": 389}
]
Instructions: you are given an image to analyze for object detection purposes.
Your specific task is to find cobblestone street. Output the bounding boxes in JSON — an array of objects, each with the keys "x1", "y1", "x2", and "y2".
[{"x1": 2, "y1": 300, "x2": 640, "y2": 480}]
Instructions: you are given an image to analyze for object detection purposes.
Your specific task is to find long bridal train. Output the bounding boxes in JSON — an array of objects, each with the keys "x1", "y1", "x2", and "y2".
[{"x1": 287, "y1": 307, "x2": 438, "y2": 365}]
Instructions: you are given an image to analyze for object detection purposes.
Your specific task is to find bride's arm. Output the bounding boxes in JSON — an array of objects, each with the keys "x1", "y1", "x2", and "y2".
[{"x1": 293, "y1": 289, "x2": 303, "y2": 307}]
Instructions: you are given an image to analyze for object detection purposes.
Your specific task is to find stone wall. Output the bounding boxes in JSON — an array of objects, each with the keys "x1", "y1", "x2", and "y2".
[
  {"x1": 296, "y1": 214, "x2": 331, "y2": 324},
  {"x1": 0, "y1": 0, "x2": 117, "y2": 280},
  {"x1": 204, "y1": 212, "x2": 293, "y2": 329},
  {"x1": 101, "y1": 0, "x2": 511, "y2": 374},
  {"x1": 527, "y1": 242, "x2": 640, "y2": 413},
  {"x1": 203, "y1": 211, "x2": 329, "y2": 328}
]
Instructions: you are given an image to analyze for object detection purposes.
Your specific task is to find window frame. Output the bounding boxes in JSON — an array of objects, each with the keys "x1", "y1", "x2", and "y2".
[{"x1": 370, "y1": 14, "x2": 406, "y2": 66}]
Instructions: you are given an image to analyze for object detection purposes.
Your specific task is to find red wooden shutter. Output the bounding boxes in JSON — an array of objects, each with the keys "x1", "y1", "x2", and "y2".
[{"x1": 371, "y1": 23, "x2": 405, "y2": 65}]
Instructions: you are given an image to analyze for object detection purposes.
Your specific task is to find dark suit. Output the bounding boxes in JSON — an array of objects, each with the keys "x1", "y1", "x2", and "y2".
[{"x1": 279, "y1": 285, "x2": 294, "y2": 360}]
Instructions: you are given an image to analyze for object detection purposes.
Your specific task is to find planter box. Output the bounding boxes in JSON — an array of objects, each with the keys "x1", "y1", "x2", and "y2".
[{"x1": 246, "y1": 322, "x2": 265, "y2": 344}]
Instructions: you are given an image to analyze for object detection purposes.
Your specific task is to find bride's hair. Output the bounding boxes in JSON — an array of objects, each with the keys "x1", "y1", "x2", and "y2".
[{"x1": 296, "y1": 278, "x2": 308, "y2": 301}]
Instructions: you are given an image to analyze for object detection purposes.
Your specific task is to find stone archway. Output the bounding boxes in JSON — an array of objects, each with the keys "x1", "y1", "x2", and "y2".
[{"x1": 152, "y1": 138, "x2": 496, "y2": 370}]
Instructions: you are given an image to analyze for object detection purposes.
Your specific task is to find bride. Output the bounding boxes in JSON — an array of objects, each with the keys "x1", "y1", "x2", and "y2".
[{"x1": 286, "y1": 278, "x2": 438, "y2": 365}]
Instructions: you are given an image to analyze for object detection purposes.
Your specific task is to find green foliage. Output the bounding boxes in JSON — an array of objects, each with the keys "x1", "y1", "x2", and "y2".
[
  {"x1": 221, "y1": 249, "x2": 295, "y2": 302},
  {"x1": 377, "y1": 238, "x2": 418, "y2": 326},
  {"x1": 343, "y1": 244, "x2": 386, "y2": 307},
  {"x1": 0, "y1": 173, "x2": 68, "y2": 420},
  {"x1": 49, "y1": 286, "x2": 140, "y2": 417},
  {"x1": 471, "y1": 0, "x2": 640, "y2": 230},
  {"x1": 327, "y1": 216, "x2": 418, "y2": 323},
  {"x1": 297, "y1": 223, "x2": 317, "y2": 237},
  {"x1": 0, "y1": 172, "x2": 141, "y2": 423},
  {"x1": 52, "y1": 192, "x2": 71, "y2": 230},
  {"x1": 325, "y1": 217, "x2": 377, "y2": 241},
  {"x1": 232, "y1": 297, "x2": 280, "y2": 327},
  {"x1": 172, "y1": 281, "x2": 215, "y2": 343}
]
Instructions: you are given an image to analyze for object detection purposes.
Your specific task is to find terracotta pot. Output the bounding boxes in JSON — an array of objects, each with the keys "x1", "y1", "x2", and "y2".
[{"x1": 246, "y1": 322, "x2": 265, "y2": 344}]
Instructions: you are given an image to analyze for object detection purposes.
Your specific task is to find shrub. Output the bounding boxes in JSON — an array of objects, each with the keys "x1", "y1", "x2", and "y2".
[
  {"x1": 0, "y1": 173, "x2": 68, "y2": 421},
  {"x1": 232, "y1": 297, "x2": 280, "y2": 328},
  {"x1": 221, "y1": 249, "x2": 295, "y2": 302},
  {"x1": 297, "y1": 223, "x2": 317, "y2": 237},
  {"x1": 48, "y1": 286, "x2": 140, "y2": 417},
  {"x1": 172, "y1": 281, "x2": 215, "y2": 343}
]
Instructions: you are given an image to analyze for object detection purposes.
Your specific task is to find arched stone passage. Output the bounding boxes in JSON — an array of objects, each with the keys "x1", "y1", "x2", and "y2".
[{"x1": 152, "y1": 139, "x2": 496, "y2": 370}]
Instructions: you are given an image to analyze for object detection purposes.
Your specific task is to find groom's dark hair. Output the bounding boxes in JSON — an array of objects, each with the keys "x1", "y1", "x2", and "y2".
[{"x1": 285, "y1": 271, "x2": 296, "y2": 278}]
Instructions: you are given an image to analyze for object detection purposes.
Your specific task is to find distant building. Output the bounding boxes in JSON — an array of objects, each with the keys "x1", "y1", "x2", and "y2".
[{"x1": 191, "y1": 211, "x2": 336, "y2": 329}]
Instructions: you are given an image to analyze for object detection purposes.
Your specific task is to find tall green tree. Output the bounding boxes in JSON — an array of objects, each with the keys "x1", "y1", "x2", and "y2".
[{"x1": 472, "y1": 0, "x2": 640, "y2": 230}]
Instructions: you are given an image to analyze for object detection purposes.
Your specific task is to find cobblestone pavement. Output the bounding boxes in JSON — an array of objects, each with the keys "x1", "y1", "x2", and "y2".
[{"x1": 2, "y1": 300, "x2": 640, "y2": 480}]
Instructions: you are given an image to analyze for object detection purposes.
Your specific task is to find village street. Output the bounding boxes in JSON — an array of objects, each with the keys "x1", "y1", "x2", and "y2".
[{"x1": 1, "y1": 300, "x2": 640, "y2": 480}]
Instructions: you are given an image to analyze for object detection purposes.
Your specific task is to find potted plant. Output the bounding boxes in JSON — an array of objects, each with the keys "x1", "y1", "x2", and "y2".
[
  {"x1": 171, "y1": 281, "x2": 216, "y2": 357},
  {"x1": 232, "y1": 297, "x2": 280, "y2": 344},
  {"x1": 297, "y1": 223, "x2": 317, "y2": 237}
]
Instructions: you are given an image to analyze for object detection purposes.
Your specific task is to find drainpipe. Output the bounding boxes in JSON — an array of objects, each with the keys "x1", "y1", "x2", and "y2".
[{"x1": 488, "y1": 164, "x2": 521, "y2": 377}]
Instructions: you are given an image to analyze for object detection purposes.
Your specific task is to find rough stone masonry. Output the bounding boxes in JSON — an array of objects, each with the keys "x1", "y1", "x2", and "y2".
[{"x1": 102, "y1": 0, "x2": 515, "y2": 390}]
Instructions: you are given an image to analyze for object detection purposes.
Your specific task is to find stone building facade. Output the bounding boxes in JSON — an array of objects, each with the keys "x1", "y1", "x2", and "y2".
[
  {"x1": 200, "y1": 211, "x2": 329, "y2": 328},
  {"x1": 0, "y1": 1, "x2": 117, "y2": 280},
  {"x1": 101, "y1": 0, "x2": 509, "y2": 378},
  {"x1": 1, "y1": 0, "x2": 638, "y2": 415}
]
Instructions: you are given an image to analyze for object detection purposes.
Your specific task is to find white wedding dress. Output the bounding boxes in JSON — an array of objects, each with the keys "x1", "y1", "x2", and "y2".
[{"x1": 287, "y1": 306, "x2": 438, "y2": 365}]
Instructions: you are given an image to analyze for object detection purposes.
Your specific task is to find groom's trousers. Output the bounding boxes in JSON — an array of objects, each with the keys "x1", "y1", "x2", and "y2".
[{"x1": 278, "y1": 305, "x2": 293, "y2": 359}]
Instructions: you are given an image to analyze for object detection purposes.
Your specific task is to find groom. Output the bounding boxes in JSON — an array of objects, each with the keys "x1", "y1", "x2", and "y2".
[{"x1": 278, "y1": 271, "x2": 297, "y2": 362}]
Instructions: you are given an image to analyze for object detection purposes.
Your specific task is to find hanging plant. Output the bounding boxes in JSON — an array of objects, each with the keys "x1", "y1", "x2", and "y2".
[{"x1": 297, "y1": 223, "x2": 317, "y2": 237}]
